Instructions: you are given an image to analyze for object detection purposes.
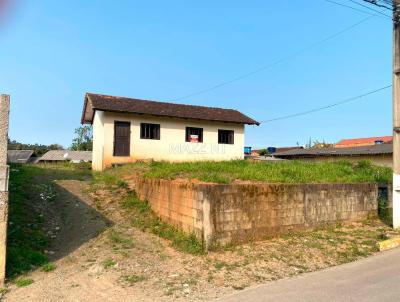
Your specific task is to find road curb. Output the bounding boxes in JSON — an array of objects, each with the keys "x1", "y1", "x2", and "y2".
[{"x1": 379, "y1": 237, "x2": 400, "y2": 251}]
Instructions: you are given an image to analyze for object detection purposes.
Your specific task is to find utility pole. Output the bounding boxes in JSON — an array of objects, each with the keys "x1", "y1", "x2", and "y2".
[
  {"x1": 0, "y1": 95, "x2": 10, "y2": 286},
  {"x1": 393, "y1": 0, "x2": 400, "y2": 228}
]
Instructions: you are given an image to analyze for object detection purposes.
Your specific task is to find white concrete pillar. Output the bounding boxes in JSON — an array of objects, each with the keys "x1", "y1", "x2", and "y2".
[{"x1": 0, "y1": 94, "x2": 10, "y2": 286}]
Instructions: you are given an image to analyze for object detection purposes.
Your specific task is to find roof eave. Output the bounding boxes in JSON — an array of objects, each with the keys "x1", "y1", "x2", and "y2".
[
  {"x1": 81, "y1": 94, "x2": 90, "y2": 124},
  {"x1": 89, "y1": 107, "x2": 260, "y2": 126}
]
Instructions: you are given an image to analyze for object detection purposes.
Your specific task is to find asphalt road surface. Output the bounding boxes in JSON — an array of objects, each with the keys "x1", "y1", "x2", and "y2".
[{"x1": 217, "y1": 248, "x2": 400, "y2": 302}]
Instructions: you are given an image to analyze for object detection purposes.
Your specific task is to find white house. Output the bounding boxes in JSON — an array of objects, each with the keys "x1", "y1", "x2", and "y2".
[{"x1": 81, "y1": 93, "x2": 259, "y2": 171}]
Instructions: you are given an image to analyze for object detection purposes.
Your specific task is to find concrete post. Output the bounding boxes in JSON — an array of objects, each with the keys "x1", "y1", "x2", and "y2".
[
  {"x1": 0, "y1": 95, "x2": 10, "y2": 286},
  {"x1": 393, "y1": 2, "x2": 400, "y2": 228}
]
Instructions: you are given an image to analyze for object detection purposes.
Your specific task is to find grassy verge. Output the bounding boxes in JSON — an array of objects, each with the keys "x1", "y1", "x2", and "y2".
[
  {"x1": 91, "y1": 173, "x2": 204, "y2": 255},
  {"x1": 103, "y1": 160, "x2": 392, "y2": 184},
  {"x1": 6, "y1": 163, "x2": 91, "y2": 279}
]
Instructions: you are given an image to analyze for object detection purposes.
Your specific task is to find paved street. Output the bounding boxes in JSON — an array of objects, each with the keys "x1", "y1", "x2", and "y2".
[{"x1": 217, "y1": 248, "x2": 400, "y2": 302}]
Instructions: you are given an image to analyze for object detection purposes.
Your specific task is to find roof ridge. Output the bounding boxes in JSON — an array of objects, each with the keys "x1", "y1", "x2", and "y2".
[
  {"x1": 82, "y1": 93, "x2": 259, "y2": 125},
  {"x1": 85, "y1": 92, "x2": 239, "y2": 112}
]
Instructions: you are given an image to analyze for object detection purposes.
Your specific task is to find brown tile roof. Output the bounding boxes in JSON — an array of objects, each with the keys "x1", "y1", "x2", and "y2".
[
  {"x1": 335, "y1": 136, "x2": 392, "y2": 148},
  {"x1": 81, "y1": 93, "x2": 260, "y2": 125}
]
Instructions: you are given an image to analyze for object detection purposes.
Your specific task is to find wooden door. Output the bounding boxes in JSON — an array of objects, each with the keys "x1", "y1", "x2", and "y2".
[{"x1": 114, "y1": 121, "x2": 131, "y2": 156}]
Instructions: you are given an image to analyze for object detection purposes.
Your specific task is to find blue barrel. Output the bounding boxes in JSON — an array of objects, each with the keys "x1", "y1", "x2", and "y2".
[
  {"x1": 244, "y1": 146, "x2": 252, "y2": 155},
  {"x1": 267, "y1": 147, "x2": 277, "y2": 154}
]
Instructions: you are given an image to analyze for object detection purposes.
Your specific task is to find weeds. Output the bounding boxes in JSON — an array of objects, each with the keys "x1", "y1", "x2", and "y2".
[
  {"x1": 41, "y1": 263, "x2": 56, "y2": 272},
  {"x1": 123, "y1": 274, "x2": 146, "y2": 285},
  {"x1": 6, "y1": 164, "x2": 92, "y2": 279},
  {"x1": 124, "y1": 192, "x2": 204, "y2": 255},
  {"x1": 102, "y1": 258, "x2": 116, "y2": 269},
  {"x1": 106, "y1": 160, "x2": 392, "y2": 184},
  {"x1": 91, "y1": 172, "x2": 205, "y2": 255},
  {"x1": 108, "y1": 229, "x2": 134, "y2": 249},
  {"x1": 378, "y1": 198, "x2": 392, "y2": 226},
  {"x1": 14, "y1": 278, "x2": 34, "y2": 287}
]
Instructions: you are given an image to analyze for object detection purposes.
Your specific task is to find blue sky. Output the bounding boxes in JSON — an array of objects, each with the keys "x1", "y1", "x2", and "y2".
[{"x1": 0, "y1": 0, "x2": 392, "y2": 148}]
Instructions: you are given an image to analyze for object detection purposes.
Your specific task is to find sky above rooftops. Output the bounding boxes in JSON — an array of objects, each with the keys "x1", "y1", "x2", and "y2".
[{"x1": 0, "y1": 0, "x2": 392, "y2": 148}]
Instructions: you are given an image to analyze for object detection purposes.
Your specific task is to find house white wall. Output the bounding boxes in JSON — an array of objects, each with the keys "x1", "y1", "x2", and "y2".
[{"x1": 92, "y1": 110, "x2": 246, "y2": 171}]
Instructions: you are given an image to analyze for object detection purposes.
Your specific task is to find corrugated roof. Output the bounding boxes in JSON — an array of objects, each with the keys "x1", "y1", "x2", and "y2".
[
  {"x1": 39, "y1": 150, "x2": 92, "y2": 162},
  {"x1": 7, "y1": 150, "x2": 34, "y2": 164},
  {"x1": 252, "y1": 147, "x2": 304, "y2": 153},
  {"x1": 335, "y1": 136, "x2": 392, "y2": 148},
  {"x1": 274, "y1": 143, "x2": 392, "y2": 158},
  {"x1": 81, "y1": 93, "x2": 260, "y2": 125}
]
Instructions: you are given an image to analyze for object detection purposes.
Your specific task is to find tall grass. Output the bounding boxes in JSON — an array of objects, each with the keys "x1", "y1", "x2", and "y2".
[{"x1": 116, "y1": 160, "x2": 391, "y2": 184}]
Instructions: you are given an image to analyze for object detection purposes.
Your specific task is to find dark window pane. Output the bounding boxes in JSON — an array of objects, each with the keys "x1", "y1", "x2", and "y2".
[
  {"x1": 140, "y1": 123, "x2": 160, "y2": 140},
  {"x1": 218, "y1": 129, "x2": 234, "y2": 144}
]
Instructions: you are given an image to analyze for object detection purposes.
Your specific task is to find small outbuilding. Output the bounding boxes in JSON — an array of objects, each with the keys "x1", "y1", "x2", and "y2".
[
  {"x1": 274, "y1": 143, "x2": 392, "y2": 167},
  {"x1": 81, "y1": 93, "x2": 259, "y2": 171},
  {"x1": 39, "y1": 150, "x2": 92, "y2": 164},
  {"x1": 7, "y1": 150, "x2": 34, "y2": 164}
]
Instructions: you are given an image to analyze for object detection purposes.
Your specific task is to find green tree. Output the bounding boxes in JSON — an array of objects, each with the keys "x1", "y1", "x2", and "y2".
[
  {"x1": 258, "y1": 149, "x2": 269, "y2": 156},
  {"x1": 7, "y1": 138, "x2": 63, "y2": 156},
  {"x1": 71, "y1": 126, "x2": 93, "y2": 151}
]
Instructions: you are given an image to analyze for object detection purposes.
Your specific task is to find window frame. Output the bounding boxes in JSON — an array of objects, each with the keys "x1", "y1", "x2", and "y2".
[
  {"x1": 185, "y1": 127, "x2": 203, "y2": 143},
  {"x1": 218, "y1": 129, "x2": 234, "y2": 145},
  {"x1": 140, "y1": 123, "x2": 160, "y2": 140}
]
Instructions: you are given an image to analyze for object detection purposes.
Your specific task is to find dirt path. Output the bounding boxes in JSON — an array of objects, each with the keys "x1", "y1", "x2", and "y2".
[{"x1": 4, "y1": 180, "x2": 156, "y2": 302}]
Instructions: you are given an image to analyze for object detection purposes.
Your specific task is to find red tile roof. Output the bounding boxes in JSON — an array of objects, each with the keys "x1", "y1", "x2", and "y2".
[
  {"x1": 81, "y1": 93, "x2": 260, "y2": 125},
  {"x1": 335, "y1": 136, "x2": 392, "y2": 148}
]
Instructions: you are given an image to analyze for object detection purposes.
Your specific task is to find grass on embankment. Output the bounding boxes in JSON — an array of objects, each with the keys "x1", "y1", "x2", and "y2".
[
  {"x1": 106, "y1": 160, "x2": 392, "y2": 184},
  {"x1": 7, "y1": 163, "x2": 91, "y2": 279},
  {"x1": 90, "y1": 173, "x2": 205, "y2": 255}
]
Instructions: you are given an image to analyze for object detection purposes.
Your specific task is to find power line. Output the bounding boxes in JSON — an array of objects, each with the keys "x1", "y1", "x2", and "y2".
[
  {"x1": 325, "y1": 0, "x2": 392, "y2": 18},
  {"x1": 259, "y1": 85, "x2": 391, "y2": 123},
  {"x1": 349, "y1": 0, "x2": 393, "y2": 17},
  {"x1": 361, "y1": 0, "x2": 393, "y2": 10},
  {"x1": 170, "y1": 16, "x2": 374, "y2": 102},
  {"x1": 325, "y1": 0, "x2": 381, "y2": 16}
]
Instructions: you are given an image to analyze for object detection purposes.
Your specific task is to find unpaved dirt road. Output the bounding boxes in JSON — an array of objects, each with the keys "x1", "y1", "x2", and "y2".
[{"x1": 4, "y1": 180, "x2": 156, "y2": 302}]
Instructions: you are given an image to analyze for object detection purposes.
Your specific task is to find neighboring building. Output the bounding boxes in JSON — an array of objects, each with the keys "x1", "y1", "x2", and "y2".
[
  {"x1": 39, "y1": 150, "x2": 92, "y2": 163},
  {"x1": 274, "y1": 143, "x2": 392, "y2": 167},
  {"x1": 81, "y1": 93, "x2": 259, "y2": 171},
  {"x1": 251, "y1": 146, "x2": 303, "y2": 157},
  {"x1": 7, "y1": 150, "x2": 34, "y2": 164},
  {"x1": 334, "y1": 136, "x2": 392, "y2": 148}
]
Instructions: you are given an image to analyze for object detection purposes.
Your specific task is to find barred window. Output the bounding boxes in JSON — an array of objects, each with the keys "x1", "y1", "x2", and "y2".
[
  {"x1": 218, "y1": 129, "x2": 234, "y2": 144},
  {"x1": 140, "y1": 123, "x2": 160, "y2": 140}
]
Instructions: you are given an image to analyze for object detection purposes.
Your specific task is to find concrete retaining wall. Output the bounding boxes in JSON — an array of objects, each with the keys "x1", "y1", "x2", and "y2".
[
  {"x1": 127, "y1": 176, "x2": 378, "y2": 247},
  {"x1": 132, "y1": 176, "x2": 204, "y2": 239},
  {"x1": 207, "y1": 183, "x2": 376, "y2": 244}
]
